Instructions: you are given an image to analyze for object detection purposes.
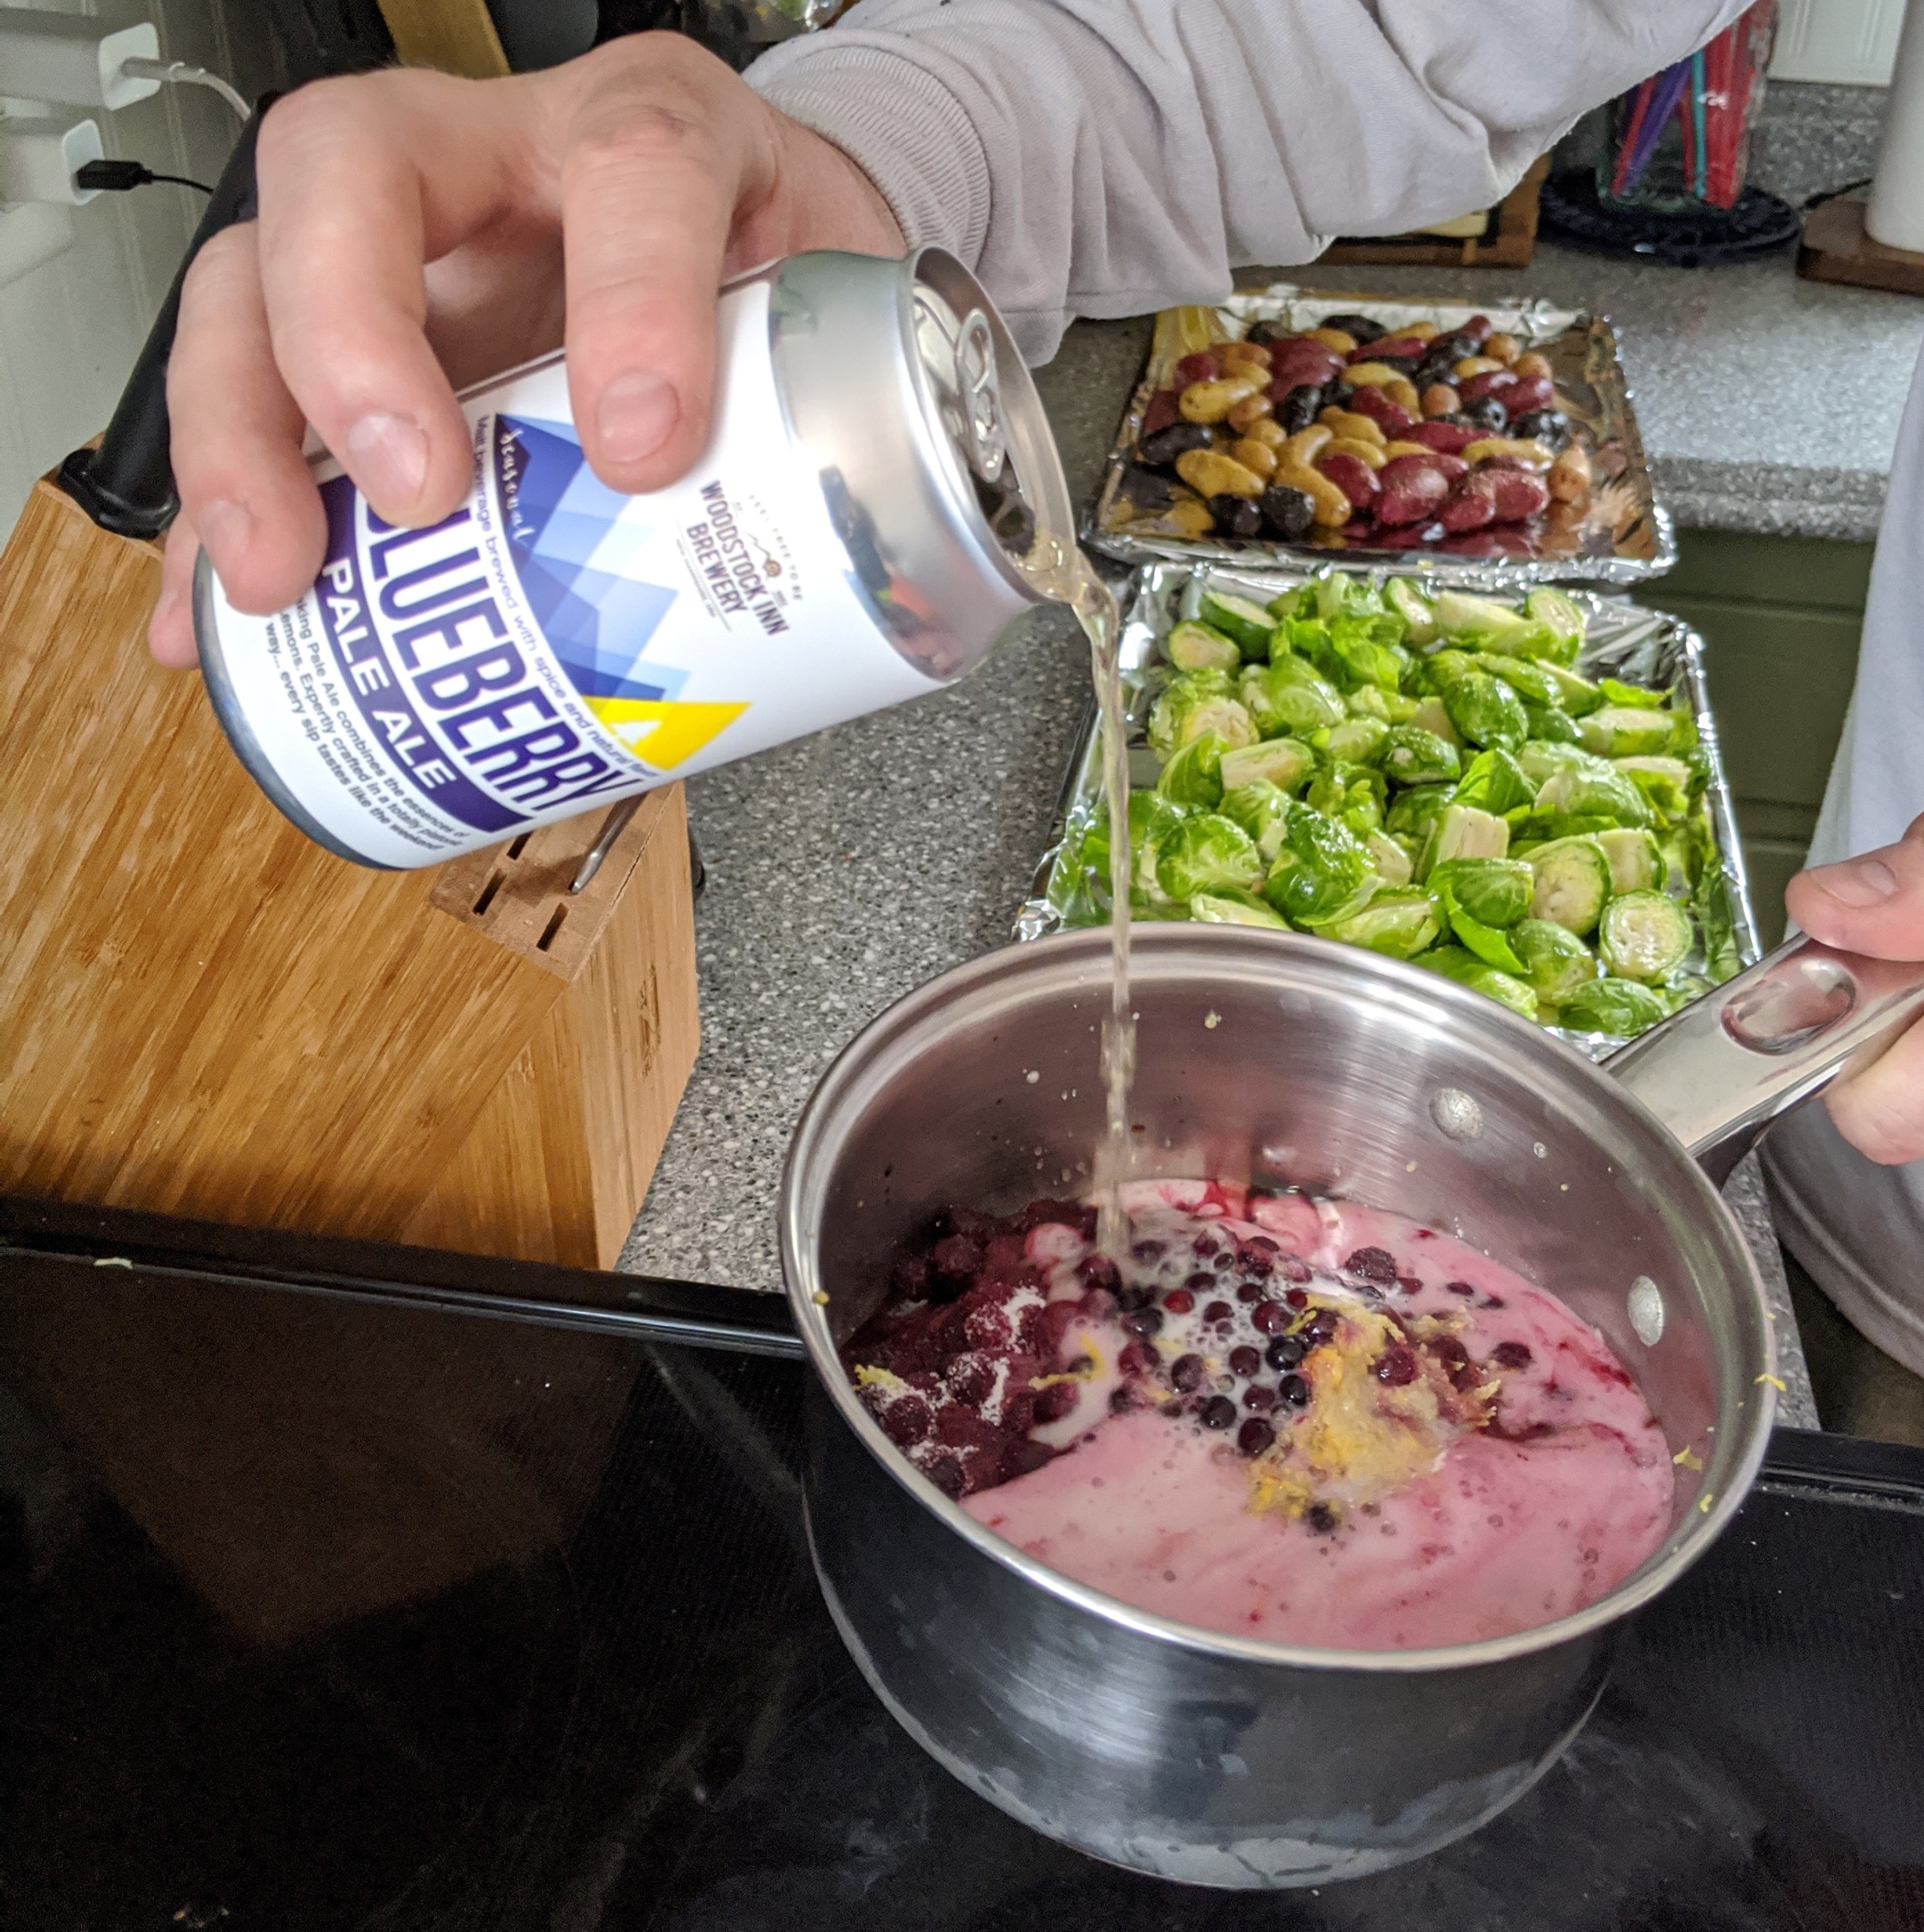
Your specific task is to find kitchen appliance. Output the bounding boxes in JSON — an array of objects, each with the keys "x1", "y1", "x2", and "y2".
[{"x1": 780, "y1": 924, "x2": 1924, "y2": 1884}]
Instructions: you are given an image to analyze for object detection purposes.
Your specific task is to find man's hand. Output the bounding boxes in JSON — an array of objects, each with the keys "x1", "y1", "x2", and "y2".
[
  {"x1": 149, "y1": 35, "x2": 903, "y2": 667},
  {"x1": 1785, "y1": 813, "x2": 1924, "y2": 1164}
]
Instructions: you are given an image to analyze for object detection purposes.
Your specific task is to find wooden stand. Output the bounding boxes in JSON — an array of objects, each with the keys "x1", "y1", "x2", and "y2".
[
  {"x1": 1796, "y1": 193, "x2": 1924, "y2": 298},
  {"x1": 1320, "y1": 157, "x2": 1550, "y2": 271},
  {"x1": 0, "y1": 475, "x2": 699, "y2": 1269}
]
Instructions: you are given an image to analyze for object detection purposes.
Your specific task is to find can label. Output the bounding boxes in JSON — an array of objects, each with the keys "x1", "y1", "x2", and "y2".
[{"x1": 202, "y1": 280, "x2": 940, "y2": 866}]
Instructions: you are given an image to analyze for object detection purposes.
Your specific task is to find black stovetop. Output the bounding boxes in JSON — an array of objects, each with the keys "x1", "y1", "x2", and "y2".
[{"x1": 0, "y1": 1199, "x2": 1919, "y2": 1930}]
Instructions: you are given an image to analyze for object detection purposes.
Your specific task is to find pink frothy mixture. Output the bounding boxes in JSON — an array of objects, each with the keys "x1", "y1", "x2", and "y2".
[{"x1": 845, "y1": 1179, "x2": 1673, "y2": 1651}]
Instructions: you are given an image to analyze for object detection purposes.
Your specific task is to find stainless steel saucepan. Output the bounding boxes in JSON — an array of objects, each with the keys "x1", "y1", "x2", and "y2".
[{"x1": 779, "y1": 928, "x2": 1924, "y2": 1887}]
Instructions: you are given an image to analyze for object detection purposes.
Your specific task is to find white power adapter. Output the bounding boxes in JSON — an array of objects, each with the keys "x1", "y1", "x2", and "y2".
[
  {"x1": 0, "y1": 115, "x2": 105, "y2": 205},
  {"x1": 0, "y1": 12, "x2": 162, "y2": 111}
]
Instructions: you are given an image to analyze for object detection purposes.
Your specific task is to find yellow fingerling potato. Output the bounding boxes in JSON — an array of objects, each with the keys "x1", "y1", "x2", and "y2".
[
  {"x1": 1285, "y1": 423, "x2": 1334, "y2": 464},
  {"x1": 1484, "y1": 331, "x2": 1522, "y2": 365},
  {"x1": 1227, "y1": 390, "x2": 1276, "y2": 432},
  {"x1": 1463, "y1": 436, "x2": 1553, "y2": 469},
  {"x1": 1454, "y1": 356, "x2": 1505, "y2": 380},
  {"x1": 1176, "y1": 448, "x2": 1267, "y2": 498},
  {"x1": 1547, "y1": 444, "x2": 1593, "y2": 503},
  {"x1": 1306, "y1": 327, "x2": 1356, "y2": 355},
  {"x1": 1318, "y1": 408, "x2": 1387, "y2": 447},
  {"x1": 1179, "y1": 375, "x2": 1267, "y2": 423},
  {"x1": 1230, "y1": 437, "x2": 1280, "y2": 481},
  {"x1": 1514, "y1": 349, "x2": 1553, "y2": 380},
  {"x1": 1276, "y1": 459, "x2": 1353, "y2": 528},
  {"x1": 1324, "y1": 436, "x2": 1387, "y2": 471}
]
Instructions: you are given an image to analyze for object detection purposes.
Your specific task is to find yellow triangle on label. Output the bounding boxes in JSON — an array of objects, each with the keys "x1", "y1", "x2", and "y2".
[{"x1": 586, "y1": 697, "x2": 748, "y2": 771}]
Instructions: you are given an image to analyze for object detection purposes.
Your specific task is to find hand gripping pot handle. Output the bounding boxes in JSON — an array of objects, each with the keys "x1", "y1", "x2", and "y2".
[{"x1": 1605, "y1": 935, "x2": 1924, "y2": 1181}]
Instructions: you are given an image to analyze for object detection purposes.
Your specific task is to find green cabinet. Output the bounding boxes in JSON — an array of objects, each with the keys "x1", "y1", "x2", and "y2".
[{"x1": 1638, "y1": 529, "x2": 1872, "y2": 947}]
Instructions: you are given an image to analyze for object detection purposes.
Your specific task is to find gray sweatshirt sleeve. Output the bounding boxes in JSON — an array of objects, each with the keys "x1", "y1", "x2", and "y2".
[{"x1": 747, "y1": 0, "x2": 1752, "y2": 362}]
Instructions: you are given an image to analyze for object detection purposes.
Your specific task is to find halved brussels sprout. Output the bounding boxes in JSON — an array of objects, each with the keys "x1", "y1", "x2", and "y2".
[
  {"x1": 1523, "y1": 588, "x2": 1586, "y2": 666},
  {"x1": 1577, "y1": 705, "x2": 1676, "y2": 759},
  {"x1": 1157, "y1": 813, "x2": 1265, "y2": 901},
  {"x1": 1191, "y1": 891, "x2": 1291, "y2": 928},
  {"x1": 1596, "y1": 677, "x2": 1669, "y2": 710},
  {"x1": 1430, "y1": 857, "x2": 1535, "y2": 928},
  {"x1": 1263, "y1": 806, "x2": 1373, "y2": 924},
  {"x1": 1381, "y1": 724, "x2": 1462, "y2": 786},
  {"x1": 1155, "y1": 731, "x2": 1227, "y2": 809},
  {"x1": 1196, "y1": 591, "x2": 1278, "y2": 659},
  {"x1": 1325, "y1": 886, "x2": 1442, "y2": 958},
  {"x1": 1532, "y1": 762, "x2": 1653, "y2": 829},
  {"x1": 1345, "y1": 685, "x2": 1392, "y2": 722},
  {"x1": 1613, "y1": 755, "x2": 1695, "y2": 823},
  {"x1": 1240, "y1": 657, "x2": 1347, "y2": 737},
  {"x1": 1596, "y1": 827, "x2": 1662, "y2": 895},
  {"x1": 1598, "y1": 889, "x2": 1693, "y2": 983},
  {"x1": 1386, "y1": 783, "x2": 1453, "y2": 842},
  {"x1": 1657, "y1": 826, "x2": 1696, "y2": 901},
  {"x1": 1430, "y1": 591, "x2": 1541, "y2": 651},
  {"x1": 1166, "y1": 620, "x2": 1243, "y2": 673},
  {"x1": 1387, "y1": 577, "x2": 1439, "y2": 647},
  {"x1": 1319, "y1": 715, "x2": 1391, "y2": 766},
  {"x1": 1418, "y1": 804, "x2": 1510, "y2": 878},
  {"x1": 1510, "y1": 918, "x2": 1599, "y2": 1002},
  {"x1": 1442, "y1": 672, "x2": 1529, "y2": 753},
  {"x1": 1083, "y1": 789, "x2": 1189, "y2": 903},
  {"x1": 1478, "y1": 654, "x2": 1602, "y2": 716},
  {"x1": 1150, "y1": 669, "x2": 1256, "y2": 755},
  {"x1": 1522, "y1": 704, "x2": 1582, "y2": 746},
  {"x1": 1307, "y1": 763, "x2": 1386, "y2": 841},
  {"x1": 1419, "y1": 945, "x2": 1540, "y2": 1022},
  {"x1": 1365, "y1": 831, "x2": 1415, "y2": 888},
  {"x1": 1325, "y1": 613, "x2": 1411, "y2": 694},
  {"x1": 1411, "y1": 695, "x2": 1461, "y2": 744},
  {"x1": 1517, "y1": 740, "x2": 1612, "y2": 786},
  {"x1": 1219, "y1": 737, "x2": 1316, "y2": 794},
  {"x1": 1218, "y1": 780, "x2": 1295, "y2": 861},
  {"x1": 1451, "y1": 748, "x2": 1535, "y2": 817},
  {"x1": 1526, "y1": 835, "x2": 1613, "y2": 937},
  {"x1": 1556, "y1": 977, "x2": 1667, "y2": 1036}
]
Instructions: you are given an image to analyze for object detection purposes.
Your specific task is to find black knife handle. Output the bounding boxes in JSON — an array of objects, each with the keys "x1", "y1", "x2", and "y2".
[{"x1": 57, "y1": 96, "x2": 277, "y2": 540}]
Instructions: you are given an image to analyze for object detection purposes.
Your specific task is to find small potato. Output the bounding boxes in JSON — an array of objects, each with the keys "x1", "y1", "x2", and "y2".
[
  {"x1": 1325, "y1": 435, "x2": 1387, "y2": 471},
  {"x1": 1514, "y1": 350, "x2": 1553, "y2": 380},
  {"x1": 1219, "y1": 340, "x2": 1273, "y2": 375},
  {"x1": 1384, "y1": 377, "x2": 1422, "y2": 417},
  {"x1": 1342, "y1": 360, "x2": 1402, "y2": 387},
  {"x1": 1454, "y1": 356, "x2": 1505, "y2": 380},
  {"x1": 1306, "y1": 327, "x2": 1357, "y2": 355},
  {"x1": 1384, "y1": 438, "x2": 1436, "y2": 460},
  {"x1": 1317, "y1": 451, "x2": 1379, "y2": 511},
  {"x1": 1421, "y1": 382, "x2": 1461, "y2": 419},
  {"x1": 1230, "y1": 436, "x2": 1280, "y2": 481},
  {"x1": 1164, "y1": 497, "x2": 1217, "y2": 538},
  {"x1": 1179, "y1": 375, "x2": 1267, "y2": 423},
  {"x1": 1464, "y1": 436, "x2": 1552, "y2": 469},
  {"x1": 1175, "y1": 447, "x2": 1267, "y2": 498},
  {"x1": 1319, "y1": 408, "x2": 1387, "y2": 448},
  {"x1": 1484, "y1": 332, "x2": 1522, "y2": 365},
  {"x1": 1400, "y1": 321, "x2": 1440, "y2": 342},
  {"x1": 1547, "y1": 444, "x2": 1593, "y2": 503},
  {"x1": 1488, "y1": 469, "x2": 1550, "y2": 522},
  {"x1": 1276, "y1": 458, "x2": 1353, "y2": 528},
  {"x1": 1243, "y1": 416, "x2": 1290, "y2": 451},
  {"x1": 1172, "y1": 351, "x2": 1221, "y2": 386},
  {"x1": 1226, "y1": 389, "x2": 1276, "y2": 432},
  {"x1": 1285, "y1": 423, "x2": 1335, "y2": 464}
]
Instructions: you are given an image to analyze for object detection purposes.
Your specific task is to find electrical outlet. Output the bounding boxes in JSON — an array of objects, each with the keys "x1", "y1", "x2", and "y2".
[{"x1": 1772, "y1": 0, "x2": 1907, "y2": 85}]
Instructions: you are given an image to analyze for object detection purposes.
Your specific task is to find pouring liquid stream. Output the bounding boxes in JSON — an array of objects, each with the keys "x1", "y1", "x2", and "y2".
[{"x1": 1021, "y1": 537, "x2": 1133, "y2": 1263}]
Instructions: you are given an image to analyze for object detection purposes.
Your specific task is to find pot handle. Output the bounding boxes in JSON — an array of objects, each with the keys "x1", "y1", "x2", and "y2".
[{"x1": 1604, "y1": 936, "x2": 1924, "y2": 1181}]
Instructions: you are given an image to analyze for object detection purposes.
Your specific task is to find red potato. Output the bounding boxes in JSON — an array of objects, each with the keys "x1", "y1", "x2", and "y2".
[
  {"x1": 1456, "y1": 369, "x2": 1519, "y2": 405},
  {"x1": 1317, "y1": 451, "x2": 1380, "y2": 509},
  {"x1": 1141, "y1": 388, "x2": 1182, "y2": 438},
  {"x1": 1488, "y1": 469, "x2": 1551, "y2": 522},
  {"x1": 1496, "y1": 372, "x2": 1555, "y2": 414},
  {"x1": 1343, "y1": 386, "x2": 1415, "y2": 437},
  {"x1": 1375, "y1": 461, "x2": 1450, "y2": 526},
  {"x1": 1405, "y1": 420, "x2": 1480, "y2": 454},
  {"x1": 1268, "y1": 344, "x2": 1341, "y2": 380},
  {"x1": 1423, "y1": 451, "x2": 1469, "y2": 482},
  {"x1": 1459, "y1": 313, "x2": 1493, "y2": 347},
  {"x1": 1439, "y1": 472, "x2": 1499, "y2": 531},
  {"x1": 1173, "y1": 351, "x2": 1221, "y2": 386},
  {"x1": 1363, "y1": 334, "x2": 1430, "y2": 362}
]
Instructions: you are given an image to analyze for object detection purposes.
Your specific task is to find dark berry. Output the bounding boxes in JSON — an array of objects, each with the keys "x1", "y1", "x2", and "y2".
[
  {"x1": 1374, "y1": 1344, "x2": 1419, "y2": 1387},
  {"x1": 1343, "y1": 1246, "x2": 1399, "y2": 1287},
  {"x1": 891, "y1": 1252, "x2": 930, "y2": 1300},
  {"x1": 1034, "y1": 1381, "x2": 1079, "y2": 1423},
  {"x1": 1076, "y1": 1254, "x2": 1120, "y2": 1294},
  {"x1": 947, "y1": 1355, "x2": 994, "y2": 1407},
  {"x1": 1001, "y1": 1437, "x2": 1054, "y2": 1482},
  {"x1": 1229, "y1": 1344, "x2": 1262, "y2": 1378},
  {"x1": 1184, "y1": 1269, "x2": 1215, "y2": 1295},
  {"x1": 1396, "y1": 1275, "x2": 1423, "y2": 1297},
  {"x1": 1266, "y1": 1333, "x2": 1307, "y2": 1371},
  {"x1": 1208, "y1": 493, "x2": 1263, "y2": 540},
  {"x1": 1278, "y1": 1373, "x2": 1311, "y2": 1408},
  {"x1": 1301, "y1": 1310, "x2": 1340, "y2": 1349},
  {"x1": 1192, "y1": 1233, "x2": 1219, "y2": 1257},
  {"x1": 1482, "y1": 1295, "x2": 1507, "y2": 1311},
  {"x1": 1237, "y1": 1417, "x2": 1276, "y2": 1457},
  {"x1": 1132, "y1": 1238, "x2": 1166, "y2": 1261},
  {"x1": 1162, "y1": 1287, "x2": 1195, "y2": 1315},
  {"x1": 1124, "y1": 1306, "x2": 1164, "y2": 1340},
  {"x1": 1251, "y1": 1300, "x2": 1289, "y2": 1335},
  {"x1": 963, "y1": 1305, "x2": 1011, "y2": 1352},
  {"x1": 1240, "y1": 1244, "x2": 1274, "y2": 1277},
  {"x1": 880, "y1": 1395, "x2": 932, "y2": 1446},
  {"x1": 1200, "y1": 1395, "x2": 1238, "y2": 1430},
  {"x1": 1243, "y1": 1383, "x2": 1276, "y2": 1413},
  {"x1": 1444, "y1": 1280, "x2": 1478, "y2": 1298},
  {"x1": 1212, "y1": 1251, "x2": 1234, "y2": 1272},
  {"x1": 1204, "y1": 1300, "x2": 1233, "y2": 1325},
  {"x1": 1304, "y1": 1502, "x2": 1339, "y2": 1536},
  {"x1": 1492, "y1": 1340, "x2": 1534, "y2": 1371},
  {"x1": 1171, "y1": 1352, "x2": 1208, "y2": 1392},
  {"x1": 1236, "y1": 1281, "x2": 1263, "y2": 1305}
]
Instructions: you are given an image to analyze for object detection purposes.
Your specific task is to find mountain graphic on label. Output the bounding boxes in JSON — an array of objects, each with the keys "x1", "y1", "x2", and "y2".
[
  {"x1": 586, "y1": 697, "x2": 749, "y2": 771},
  {"x1": 494, "y1": 414, "x2": 689, "y2": 703}
]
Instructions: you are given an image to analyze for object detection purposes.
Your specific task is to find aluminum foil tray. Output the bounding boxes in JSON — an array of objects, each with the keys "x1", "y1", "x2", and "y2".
[
  {"x1": 1016, "y1": 561, "x2": 1760, "y2": 1060},
  {"x1": 1086, "y1": 285, "x2": 1675, "y2": 587}
]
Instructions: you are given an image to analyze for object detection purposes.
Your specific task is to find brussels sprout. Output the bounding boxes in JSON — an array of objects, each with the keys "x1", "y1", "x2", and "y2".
[
  {"x1": 1524, "y1": 588, "x2": 1587, "y2": 666},
  {"x1": 1158, "y1": 813, "x2": 1265, "y2": 901},
  {"x1": 1155, "y1": 731, "x2": 1226, "y2": 809},
  {"x1": 1596, "y1": 677, "x2": 1669, "y2": 710},
  {"x1": 1320, "y1": 714, "x2": 1391, "y2": 766},
  {"x1": 1418, "y1": 804, "x2": 1510, "y2": 878},
  {"x1": 1083, "y1": 789, "x2": 1188, "y2": 903},
  {"x1": 1479, "y1": 654, "x2": 1602, "y2": 716},
  {"x1": 1325, "y1": 886, "x2": 1442, "y2": 958},
  {"x1": 1419, "y1": 946, "x2": 1540, "y2": 1022},
  {"x1": 1522, "y1": 704, "x2": 1582, "y2": 746},
  {"x1": 1325, "y1": 613, "x2": 1411, "y2": 694},
  {"x1": 1451, "y1": 748, "x2": 1535, "y2": 816},
  {"x1": 1614, "y1": 755, "x2": 1695, "y2": 823},
  {"x1": 1556, "y1": 977, "x2": 1667, "y2": 1036},
  {"x1": 1596, "y1": 827, "x2": 1662, "y2": 895},
  {"x1": 1421, "y1": 648, "x2": 1479, "y2": 691},
  {"x1": 1517, "y1": 740, "x2": 1612, "y2": 786},
  {"x1": 1387, "y1": 577, "x2": 1439, "y2": 646},
  {"x1": 1430, "y1": 857, "x2": 1535, "y2": 928},
  {"x1": 1386, "y1": 783, "x2": 1452, "y2": 841},
  {"x1": 1511, "y1": 918, "x2": 1599, "y2": 1002},
  {"x1": 1657, "y1": 826, "x2": 1696, "y2": 900},
  {"x1": 1263, "y1": 806, "x2": 1373, "y2": 924},
  {"x1": 1380, "y1": 724, "x2": 1462, "y2": 786},
  {"x1": 1696, "y1": 864, "x2": 1743, "y2": 984},
  {"x1": 1532, "y1": 763, "x2": 1653, "y2": 829},
  {"x1": 1191, "y1": 891, "x2": 1291, "y2": 929},
  {"x1": 1442, "y1": 672, "x2": 1529, "y2": 752},
  {"x1": 1307, "y1": 764, "x2": 1387, "y2": 840},
  {"x1": 1240, "y1": 657, "x2": 1346, "y2": 737},
  {"x1": 1578, "y1": 705, "x2": 1676, "y2": 759},
  {"x1": 1598, "y1": 889, "x2": 1693, "y2": 983},
  {"x1": 1150, "y1": 670, "x2": 1257, "y2": 755},
  {"x1": 1218, "y1": 780, "x2": 1294, "y2": 860},
  {"x1": 1410, "y1": 695, "x2": 1461, "y2": 745},
  {"x1": 1166, "y1": 620, "x2": 1242, "y2": 673},
  {"x1": 1381, "y1": 691, "x2": 1421, "y2": 724},
  {"x1": 1345, "y1": 685, "x2": 1391, "y2": 721},
  {"x1": 1265, "y1": 585, "x2": 1313, "y2": 622},
  {"x1": 1196, "y1": 591, "x2": 1279, "y2": 659},
  {"x1": 1313, "y1": 574, "x2": 1383, "y2": 622},
  {"x1": 1430, "y1": 591, "x2": 1541, "y2": 651},
  {"x1": 1526, "y1": 835, "x2": 1613, "y2": 936},
  {"x1": 1656, "y1": 973, "x2": 1713, "y2": 1015},
  {"x1": 1365, "y1": 832, "x2": 1415, "y2": 888},
  {"x1": 1219, "y1": 737, "x2": 1316, "y2": 794}
]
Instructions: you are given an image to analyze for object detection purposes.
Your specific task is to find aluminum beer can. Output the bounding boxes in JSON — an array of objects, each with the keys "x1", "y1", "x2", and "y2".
[{"x1": 193, "y1": 249, "x2": 1073, "y2": 869}]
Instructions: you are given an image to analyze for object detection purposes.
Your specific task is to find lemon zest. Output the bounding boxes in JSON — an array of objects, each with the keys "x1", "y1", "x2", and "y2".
[
  {"x1": 1673, "y1": 1446, "x2": 1704, "y2": 1471},
  {"x1": 1755, "y1": 1373, "x2": 1787, "y2": 1392}
]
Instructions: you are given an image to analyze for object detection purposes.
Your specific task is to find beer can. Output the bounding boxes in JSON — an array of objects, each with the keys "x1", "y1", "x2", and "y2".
[{"x1": 193, "y1": 248, "x2": 1074, "y2": 869}]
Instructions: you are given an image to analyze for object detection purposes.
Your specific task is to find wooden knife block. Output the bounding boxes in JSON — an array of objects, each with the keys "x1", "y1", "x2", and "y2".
[{"x1": 0, "y1": 475, "x2": 699, "y2": 1268}]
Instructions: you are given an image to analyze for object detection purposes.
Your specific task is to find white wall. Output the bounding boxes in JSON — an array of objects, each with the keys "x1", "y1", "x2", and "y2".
[
  {"x1": 0, "y1": 0, "x2": 286, "y2": 537},
  {"x1": 1772, "y1": 0, "x2": 1909, "y2": 86}
]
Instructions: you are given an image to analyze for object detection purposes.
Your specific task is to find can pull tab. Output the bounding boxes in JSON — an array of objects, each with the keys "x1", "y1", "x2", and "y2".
[{"x1": 913, "y1": 287, "x2": 1006, "y2": 485}]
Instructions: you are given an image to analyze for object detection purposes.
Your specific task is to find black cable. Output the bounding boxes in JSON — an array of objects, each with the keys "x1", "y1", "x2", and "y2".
[
  {"x1": 1803, "y1": 177, "x2": 1873, "y2": 213},
  {"x1": 74, "y1": 158, "x2": 214, "y2": 195}
]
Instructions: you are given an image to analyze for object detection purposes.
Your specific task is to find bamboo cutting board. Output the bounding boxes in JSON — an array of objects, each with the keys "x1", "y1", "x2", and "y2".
[{"x1": 0, "y1": 475, "x2": 699, "y2": 1268}]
